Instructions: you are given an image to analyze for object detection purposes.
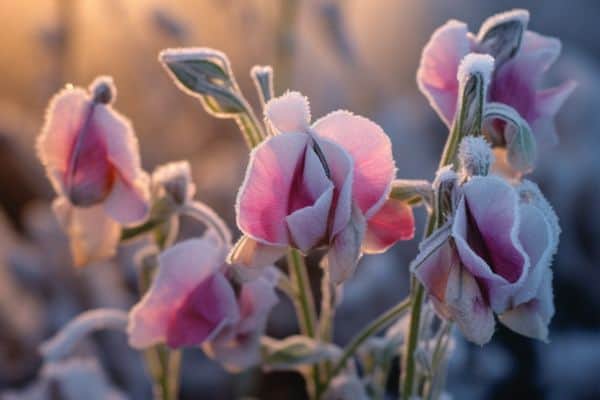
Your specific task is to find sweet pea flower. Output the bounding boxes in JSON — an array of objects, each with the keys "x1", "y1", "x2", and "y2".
[
  {"x1": 417, "y1": 9, "x2": 576, "y2": 149},
  {"x1": 414, "y1": 174, "x2": 559, "y2": 344},
  {"x1": 128, "y1": 232, "x2": 280, "y2": 365},
  {"x1": 203, "y1": 266, "x2": 280, "y2": 372},
  {"x1": 36, "y1": 77, "x2": 150, "y2": 266},
  {"x1": 233, "y1": 92, "x2": 415, "y2": 283}
]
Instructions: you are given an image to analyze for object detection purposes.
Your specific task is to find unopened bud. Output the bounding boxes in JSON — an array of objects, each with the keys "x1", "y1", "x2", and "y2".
[
  {"x1": 458, "y1": 136, "x2": 494, "y2": 177},
  {"x1": 152, "y1": 161, "x2": 195, "y2": 206},
  {"x1": 433, "y1": 165, "x2": 459, "y2": 222},
  {"x1": 251, "y1": 65, "x2": 274, "y2": 106},
  {"x1": 89, "y1": 76, "x2": 116, "y2": 104}
]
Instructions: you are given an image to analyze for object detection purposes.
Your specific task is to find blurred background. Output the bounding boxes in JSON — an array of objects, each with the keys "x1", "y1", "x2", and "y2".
[{"x1": 0, "y1": 0, "x2": 598, "y2": 399}]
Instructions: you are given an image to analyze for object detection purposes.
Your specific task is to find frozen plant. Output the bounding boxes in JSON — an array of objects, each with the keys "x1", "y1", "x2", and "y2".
[{"x1": 36, "y1": 8, "x2": 572, "y2": 400}]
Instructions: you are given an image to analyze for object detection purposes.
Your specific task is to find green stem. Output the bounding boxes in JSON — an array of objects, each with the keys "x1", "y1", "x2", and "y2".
[
  {"x1": 326, "y1": 298, "x2": 411, "y2": 383},
  {"x1": 287, "y1": 249, "x2": 321, "y2": 399}
]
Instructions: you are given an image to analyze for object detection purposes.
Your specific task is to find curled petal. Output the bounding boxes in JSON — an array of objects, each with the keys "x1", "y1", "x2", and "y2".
[
  {"x1": 52, "y1": 197, "x2": 120, "y2": 267},
  {"x1": 326, "y1": 204, "x2": 366, "y2": 284},
  {"x1": 313, "y1": 110, "x2": 395, "y2": 218},
  {"x1": 444, "y1": 263, "x2": 495, "y2": 345},
  {"x1": 265, "y1": 91, "x2": 311, "y2": 133},
  {"x1": 228, "y1": 235, "x2": 287, "y2": 274},
  {"x1": 452, "y1": 176, "x2": 528, "y2": 312},
  {"x1": 236, "y1": 132, "x2": 310, "y2": 245},
  {"x1": 499, "y1": 269, "x2": 554, "y2": 342},
  {"x1": 363, "y1": 197, "x2": 415, "y2": 254},
  {"x1": 127, "y1": 237, "x2": 230, "y2": 349},
  {"x1": 416, "y1": 20, "x2": 471, "y2": 126}
]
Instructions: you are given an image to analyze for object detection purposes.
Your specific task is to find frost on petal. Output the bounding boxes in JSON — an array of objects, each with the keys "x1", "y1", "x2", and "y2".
[
  {"x1": 452, "y1": 176, "x2": 528, "y2": 312},
  {"x1": 499, "y1": 269, "x2": 554, "y2": 342},
  {"x1": 313, "y1": 110, "x2": 394, "y2": 218},
  {"x1": 363, "y1": 197, "x2": 415, "y2": 254},
  {"x1": 236, "y1": 133, "x2": 310, "y2": 245},
  {"x1": 166, "y1": 272, "x2": 239, "y2": 348},
  {"x1": 326, "y1": 204, "x2": 366, "y2": 284},
  {"x1": 444, "y1": 263, "x2": 495, "y2": 346},
  {"x1": 93, "y1": 104, "x2": 150, "y2": 224},
  {"x1": 127, "y1": 237, "x2": 226, "y2": 349},
  {"x1": 228, "y1": 235, "x2": 287, "y2": 273},
  {"x1": 204, "y1": 267, "x2": 280, "y2": 372},
  {"x1": 265, "y1": 91, "x2": 311, "y2": 133},
  {"x1": 52, "y1": 197, "x2": 120, "y2": 267},
  {"x1": 417, "y1": 20, "x2": 472, "y2": 126}
]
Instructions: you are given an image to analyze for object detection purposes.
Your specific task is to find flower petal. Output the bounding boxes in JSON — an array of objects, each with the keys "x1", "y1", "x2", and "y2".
[
  {"x1": 265, "y1": 91, "x2": 311, "y2": 133},
  {"x1": 499, "y1": 269, "x2": 554, "y2": 342},
  {"x1": 444, "y1": 262, "x2": 495, "y2": 346},
  {"x1": 313, "y1": 111, "x2": 395, "y2": 218},
  {"x1": 236, "y1": 132, "x2": 310, "y2": 245},
  {"x1": 363, "y1": 197, "x2": 415, "y2": 253},
  {"x1": 531, "y1": 80, "x2": 577, "y2": 148},
  {"x1": 52, "y1": 197, "x2": 120, "y2": 267},
  {"x1": 326, "y1": 204, "x2": 366, "y2": 284},
  {"x1": 416, "y1": 20, "x2": 471, "y2": 126},
  {"x1": 127, "y1": 237, "x2": 227, "y2": 349},
  {"x1": 166, "y1": 271, "x2": 238, "y2": 348},
  {"x1": 228, "y1": 235, "x2": 287, "y2": 273},
  {"x1": 452, "y1": 176, "x2": 528, "y2": 312},
  {"x1": 103, "y1": 175, "x2": 150, "y2": 225}
]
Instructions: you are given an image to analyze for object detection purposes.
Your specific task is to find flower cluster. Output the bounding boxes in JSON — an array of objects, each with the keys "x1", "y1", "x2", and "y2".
[{"x1": 34, "y1": 8, "x2": 572, "y2": 400}]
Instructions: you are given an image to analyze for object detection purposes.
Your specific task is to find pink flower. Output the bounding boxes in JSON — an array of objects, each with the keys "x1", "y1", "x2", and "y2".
[
  {"x1": 36, "y1": 77, "x2": 149, "y2": 266},
  {"x1": 234, "y1": 92, "x2": 415, "y2": 283},
  {"x1": 415, "y1": 175, "x2": 559, "y2": 344},
  {"x1": 127, "y1": 236, "x2": 239, "y2": 349},
  {"x1": 128, "y1": 233, "x2": 280, "y2": 366},
  {"x1": 417, "y1": 10, "x2": 575, "y2": 149},
  {"x1": 203, "y1": 267, "x2": 280, "y2": 372}
]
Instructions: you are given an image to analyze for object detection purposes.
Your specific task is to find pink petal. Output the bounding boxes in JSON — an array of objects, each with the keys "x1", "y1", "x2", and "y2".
[
  {"x1": 444, "y1": 262, "x2": 495, "y2": 345},
  {"x1": 166, "y1": 272, "x2": 238, "y2": 348},
  {"x1": 52, "y1": 197, "x2": 120, "y2": 267},
  {"x1": 326, "y1": 204, "x2": 366, "y2": 284},
  {"x1": 499, "y1": 269, "x2": 554, "y2": 342},
  {"x1": 414, "y1": 239, "x2": 456, "y2": 304},
  {"x1": 36, "y1": 88, "x2": 93, "y2": 194},
  {"x1": 513, "y1": 204, "x2": 553, "y2": 305},
  {"x1": 204, "y1": 267, "x2": 280, "y2": 372},
  {"x1": 363, "y1": 198, "x2": 415, "y2": 254},
  {"x1": 103, "y1": 176, "x2": 150, "y2": 225},
  {"x1": 93, "y1": 104, "x2": 150, "y2": 223},
  {"x1": 452, "y1": 176, "x2": 528, "y2": 312},
  {"x1": 516, "y1": 31, "x2": 561, "y2": 76},
  {"x1": 286, "y1": 145, "x2": 335, "y2": 251},
  {"x1": 317, "y1": 137, "x2": 355, "y2": 238},
  {"x1": 265, "y1": 91, "x2": 311, "y2": 133},
  {"x1": 236, "y1": 132, "x2": 310, "y2": 245},
  {"x1": 127, "y1": 237, "x2": 227, "y2": 349},
  {"x1": 416, "y1": 20, "x2": 471, "y2": 126},
  {"x1": 313, "y1": 111, "x2": 395, "y2": 218},
  {"x1": 227, "y1": 235, "x2": 287, "y2": 273},
  {"x1": 530, "y1": 80, "x2": 577, "y2": 148}
]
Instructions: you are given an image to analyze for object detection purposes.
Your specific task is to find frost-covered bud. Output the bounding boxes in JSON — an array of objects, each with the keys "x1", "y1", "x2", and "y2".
[
  {"x1": 455, "y1": 54, "x2": 494, "y2": 137},
  {"x1": 89, "y1": 76, "x2": 116, "y2": 104},
  {"x1": 152, "y1": 161, "x2": 196, "y2": 206},
  {"x1": 433, "y1": 165, "x2": 459, "y2": 222},
  {"x1": 159, "y1": 47, "x2": 246, "y2": 116},
  {"x1": 458, "y1": 136, "x2": 494, "y2": 177},
  {"x1": 476, "y1": 9, "x2": 529, "y2": 67},
  {"x1": 250, "y1": 65, "x2": 274, "y2": 106}
]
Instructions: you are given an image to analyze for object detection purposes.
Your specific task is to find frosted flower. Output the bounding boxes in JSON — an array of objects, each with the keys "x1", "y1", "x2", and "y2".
[
  {"x1": 417, "y1": 9, "x2": 575, "y2": 149},
  {"x1": 233, "y1": 92, "x2": 415, "y2": 283},
  {"x1": 415, "y1": 175, "x2": 559, "y2": 344},
  {"x1": 36, "y1": 77, "x2": 150, "y2": 266}
]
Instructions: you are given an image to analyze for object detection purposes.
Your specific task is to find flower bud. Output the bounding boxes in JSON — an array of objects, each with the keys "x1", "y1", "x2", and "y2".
[
  {"x1": 152, "y1": 161, "x2": 195, "y2": 206},
  {"x1": 455, "y1": 53, "x2": 494, "y2": 137},
  {"x1": 476, "y1": 9, "x2": 529, "y2": 68},
  {"x1": 250, "y1": 65, "x2": 274, "y2": 106},
  {"x1": 89, "y1": 76, "x2": 116, "y2": 104},
  {"x1": 458, "y1": 136, "x2": 494, "y2": 177},
  {"x1": 433, "y1": 165, "x2": 459, "y2": 223},
  {"x1": 159, "y1": 47, "x2": 246, "y2": 116}
]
